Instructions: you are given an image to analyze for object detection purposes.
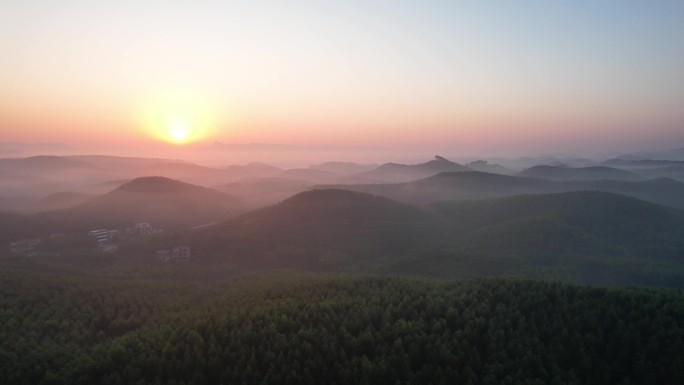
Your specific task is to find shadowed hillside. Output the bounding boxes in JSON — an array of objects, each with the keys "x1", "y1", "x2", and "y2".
[
  {"x1": 44, "y1": 176, "x2": 245, "y2": 230},
  {"x1": 433, "y1": 191, "x2": 684, "y2": 259},
  {"x1": 70, "y1": 176, "x2": 243, "y2": 223},
  {"x1": 519, "y1": 165, "x2": 642, "y2": 181},
  {"x1": 142, "y1": 189, "x2": 684, "y2": 288},
  {"x1": 160, "y1": 189, "x2": 437, "y2": 269}
]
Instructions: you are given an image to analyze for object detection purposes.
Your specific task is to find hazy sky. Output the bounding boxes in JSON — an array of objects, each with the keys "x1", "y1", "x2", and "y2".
[{"x1": 1, "y1": 0, "x2": 683, "y2": 157}]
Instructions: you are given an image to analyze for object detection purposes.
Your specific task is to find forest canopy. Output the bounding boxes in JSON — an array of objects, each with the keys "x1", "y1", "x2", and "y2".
[{"x1": 1, "y1": 268, "x2": 683, "y2": 385}]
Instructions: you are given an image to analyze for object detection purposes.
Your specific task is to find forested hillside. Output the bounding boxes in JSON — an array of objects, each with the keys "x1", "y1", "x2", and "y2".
[
  {"x1": 145, "y1": 189, "x2": 684, "y2": 288},
  {"x1": 57, "y1": 176, "x2": 244, "y2": 228},
  {"x1": 1, "y1": 268, "x2": 683, "y2": 385},
  {"x1": 0, "y1": 177, "x2": 245, "y2": 243},
  {"x1": 159, "y1": 189, "x2": 438, "y2": 270},
  {"x1": 433, "y1": 191, "x2": 684, "y2": 255}
]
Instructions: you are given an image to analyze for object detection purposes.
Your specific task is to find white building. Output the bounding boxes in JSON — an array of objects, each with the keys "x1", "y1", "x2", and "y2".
[
  {"x1": 88, "y1": 229, "x2": 110, "y2": 244},
  {"x1": 89, "y1": 229, "x2": 120, "y2": 252}
]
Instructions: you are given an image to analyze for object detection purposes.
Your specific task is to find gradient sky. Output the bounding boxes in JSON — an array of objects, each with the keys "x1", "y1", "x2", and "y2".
[{"x1": 1, "y1": 0, "x2": 683, "y2": 156}]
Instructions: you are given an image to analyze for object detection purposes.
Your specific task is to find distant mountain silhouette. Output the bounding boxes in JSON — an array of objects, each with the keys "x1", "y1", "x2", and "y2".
[
  {"x1": 64, "y1": 155, "x2": 189, "y2": 168},
  {"x1": 308, "y1": 162, "x2": 378, "y2": 174},
  {"x1": 0, "y1": 156, "x2": 95, "y2": 174},
  {"x1": 78, "y1": 179, "x2": 134, "y2": 194},
  {"x1": 0, "y1": 170, "x2": 73, "y2": 198},
  {"x1": 628, "y1": 166, "x2": 684, "y2": 181},
  {"x1": 0, "y1": 156, "x2": 111, "y2": 200},
  {"x1": 49, "y1": 177, "x2": 244, "y2": 228},
  {"x1": 330, "y1": 172, "x2": 550, "y2": 203},
  {"x1": 35, "y1": 191, "x2": 94, "y2": 212},
  {"x1": 224, "y1": 162, "x2": 282, "y2": 176},
  {"x1": 277, "y1": 168, "x2": 340, "y2": 183},
  {"x1": 487, "y1": 155, "x2": 596, "y2": 170},
  {"x1": 601, "y1": 158, "x2": 684, "y2": 168},
  {"x1": 519, "y1": 165, "x2": 642, "y2": 181},
  {"x1": 598, "y1": 158, "x2": 684, "y2": 181},
  {"x1": 608, "y1": 148, "x2": 684, "y2": 162},
  {"x1": 422, "y1": 155, "x2": 472, "y2": 171},
  {"x1": 465, "y1": 160, "x2": 513, "y2": 175},
  {"x1": 64, "y1": 155, "x2": 282, "y2": 185},
  {"x1": 574, "y1": 177, "x2": 684, "y2": 209},
  {"x1": 1, "y1": 155, "x2": 224, "y2": 192},
  {"x1": 215, "y1": 176, "x2": 313, "y2": 207},
  {"x1": 351, "y1": 155, "x2": 471, "y2": 183},
  {"x1": 113, "y1": 176, "x2": 209, "y2": 194},
  {"x1": 330, "y1": 171, "x2": 684, "y2": 209},
  {"x1": 0, "y1": 142, "x2": 71, "y2": 156},
  {"x1": 663, "y1": 148, "x2": 684, "y2": 161}
]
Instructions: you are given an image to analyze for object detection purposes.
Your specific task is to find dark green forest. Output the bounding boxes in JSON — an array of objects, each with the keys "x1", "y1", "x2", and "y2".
[{"x1": 2, "y1": 266, "x2": 684, "y2": 385}]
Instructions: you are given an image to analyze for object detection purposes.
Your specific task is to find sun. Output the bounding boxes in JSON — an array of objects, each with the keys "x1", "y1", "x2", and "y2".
[
  {"x1": 139, "y1": 90, "x2": 222, "y2": 144},
  {"x1": 167, "y1": 117, "x2": 191, "y2": 143}
]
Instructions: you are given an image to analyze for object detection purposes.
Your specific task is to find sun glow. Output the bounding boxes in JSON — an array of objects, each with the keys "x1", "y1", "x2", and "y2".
[
  {"x1": 168, "y1": 118, "x2": 190, "y2": 143},
  {"x1": 139, "y1": 91, "x2": 222, "y2": 144}
]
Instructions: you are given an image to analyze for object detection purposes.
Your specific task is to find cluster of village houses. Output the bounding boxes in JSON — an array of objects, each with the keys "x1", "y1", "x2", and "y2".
[
  {"x1": 88, "y1": 222, "x2": 163, "y2": 253},
  {"x1": 8, "y1": 222, "x2": 190, "y2": 262}
]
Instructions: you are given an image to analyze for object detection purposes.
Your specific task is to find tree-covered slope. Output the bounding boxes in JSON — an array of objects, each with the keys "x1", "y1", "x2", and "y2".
[
  {"x1": 152, "y1": 189, "x2": 684, "y2": 287},
  {"x1": 170, "y1": 189, "x2": 438, "y2": 268},
  {"x1": 0, "y1": 177, "x2": 246, "y2": 245},
  {"x1": 66, "y1": 176, "x2": 242, "y2": 224},
  {"x1": 45, "y1": 176, "x2": 244, "y2": 230},
  {"x1": 1, "y1": 269, "x2": 683, "y2": 385},
  {"x1": 433, "y1": 191, "x2": 684, "y2": 255}
]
